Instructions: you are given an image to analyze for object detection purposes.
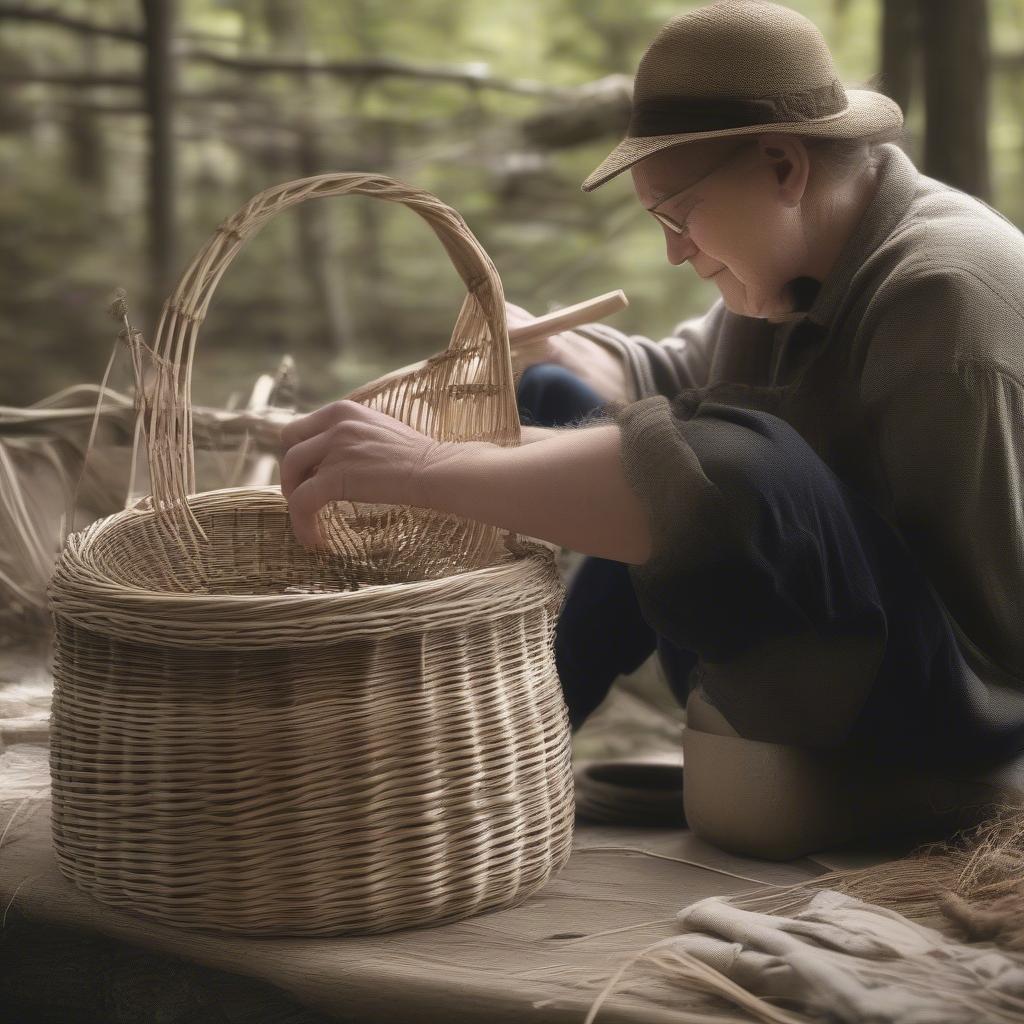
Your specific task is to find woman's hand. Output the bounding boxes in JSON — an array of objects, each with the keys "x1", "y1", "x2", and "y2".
[
  {"x1": 278, "y1": 400, "x2": 448, "y2": 547},
  {"x1": 506, "y1": 301, "x2": 630, "y2": 404}
]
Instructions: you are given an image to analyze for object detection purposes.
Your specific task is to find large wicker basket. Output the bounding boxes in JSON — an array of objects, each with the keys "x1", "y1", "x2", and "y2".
[{"x1": 48, "y1": 174, "x2": 573, "y2": 936}]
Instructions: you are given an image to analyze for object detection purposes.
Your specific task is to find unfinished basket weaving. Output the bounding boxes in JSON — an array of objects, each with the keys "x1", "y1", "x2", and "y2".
[{"x1": 48, "y1": 174, "x2": 574, "y2": 936}]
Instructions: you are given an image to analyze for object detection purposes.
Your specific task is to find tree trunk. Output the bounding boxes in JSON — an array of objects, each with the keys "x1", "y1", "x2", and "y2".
[
  {"x1": 349, "y1": 0, "x2": 387, "y2": 338},
  {"x1": 141, "y1": 0, "x2": 178, "y2": 326},
  {"x1": 266, "y1": 0, "x2": 351, "y2": 354},
  {"x1": 64, "y1": 35, "x2": 106, "y2": 191},
  {"x1": 295, "y1": 133, "x2": 353, "y2": 354},
  {"x1": 919, "y1": 0, "x2": 990, "y2": 199},
  {"x1": 879, "y1": 0, "x2": 918, "y2": 119}
]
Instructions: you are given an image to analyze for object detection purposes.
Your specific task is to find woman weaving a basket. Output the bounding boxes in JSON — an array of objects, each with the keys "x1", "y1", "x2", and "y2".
[{"x1": 280, "y1": 2, "x2": 1024, "y2": 852}]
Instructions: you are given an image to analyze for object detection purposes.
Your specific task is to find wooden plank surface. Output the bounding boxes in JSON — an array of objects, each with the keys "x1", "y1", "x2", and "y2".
[
  {"x1": 0, "y1": 791, "x2": 831, "y2": 1024},
  {"x1": 0, "y1": 640, "x2": 833, "y2": 1024}
]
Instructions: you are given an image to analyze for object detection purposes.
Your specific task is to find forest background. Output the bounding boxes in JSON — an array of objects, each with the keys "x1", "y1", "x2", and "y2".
[{"x1": 1, "y1": 0, "x2": 1021, "y2": 409}]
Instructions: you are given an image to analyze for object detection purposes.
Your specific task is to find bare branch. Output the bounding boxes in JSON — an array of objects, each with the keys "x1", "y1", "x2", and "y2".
[
  {"x1": 0, "y1": 3, "x2": 143, "y2": 42},
  {"x1": 181, "y1": 49, "x2": 569, "y2": 97},
  {"x1": 0, "y1": 57, "x2": 571, "y2": 99},
  {"x1": 993, "y1": 50, "x2": 1024, "y2": 70},
  {"x1": 0, "y1": 70, "x2": 139, "y2": 87},
  {"x1": 521, "y1": 74, "x2": 632, "y2": 148}
]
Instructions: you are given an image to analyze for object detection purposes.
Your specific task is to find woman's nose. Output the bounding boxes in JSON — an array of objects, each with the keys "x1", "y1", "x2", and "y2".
[{"x1": 665, "y1": 229, "x2": 697, "y2": 266}]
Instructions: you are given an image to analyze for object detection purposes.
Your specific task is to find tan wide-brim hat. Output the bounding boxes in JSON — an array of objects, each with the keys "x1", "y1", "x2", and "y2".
[{"x1": 582, "y1": 0, "x2": 903, "y2": 192}]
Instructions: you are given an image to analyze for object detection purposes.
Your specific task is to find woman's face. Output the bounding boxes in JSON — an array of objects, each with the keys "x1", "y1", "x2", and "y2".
[{"x1": 631, "y1": 136, "x2": 812, "y2": 320}]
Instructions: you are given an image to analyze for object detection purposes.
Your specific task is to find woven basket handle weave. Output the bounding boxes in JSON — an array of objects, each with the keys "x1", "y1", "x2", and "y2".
[{"x1": 143, "y1": 173, "x2": 516, "y2": 529}]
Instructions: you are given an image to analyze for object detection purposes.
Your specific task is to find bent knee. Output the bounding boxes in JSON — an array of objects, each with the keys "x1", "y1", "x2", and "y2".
[
  {"x1": 517, "y1": 363, "x2": 604, "y2": 426},
  {"x1": 682, "y1": 405, "x2": 838, "y2": 512},
  {"x1": 518, "y1": 362, "x2": 570, "y2": 391}
]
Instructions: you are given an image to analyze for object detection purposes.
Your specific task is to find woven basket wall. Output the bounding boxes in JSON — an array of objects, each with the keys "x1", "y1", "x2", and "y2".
[{"x1": 48, "y1": 174, "x2": 574, "y2": 936}]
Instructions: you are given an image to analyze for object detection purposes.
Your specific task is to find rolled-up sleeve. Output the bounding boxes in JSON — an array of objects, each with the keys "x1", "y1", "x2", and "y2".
[{"x1": 608, "y1": 396, "x2": 823, "y2": 662}]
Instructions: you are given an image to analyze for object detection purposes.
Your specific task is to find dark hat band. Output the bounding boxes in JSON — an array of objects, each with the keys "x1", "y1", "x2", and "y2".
[{"x1": 628, "y1": 80, "x2": 847, "y2": 138}]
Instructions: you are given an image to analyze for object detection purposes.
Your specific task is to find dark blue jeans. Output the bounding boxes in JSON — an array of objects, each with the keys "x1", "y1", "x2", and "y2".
[
  {"x1": 517, "y1": 364, "x2": 697, "y2": 727},
  {"x1": 517, "y1": 363, "x2": 1024, "y2": 769}
]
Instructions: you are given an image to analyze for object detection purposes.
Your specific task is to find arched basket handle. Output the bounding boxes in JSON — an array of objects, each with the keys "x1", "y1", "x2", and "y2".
[{"x1": 144, "y1": 173, "x2": 517, "y2": 535}]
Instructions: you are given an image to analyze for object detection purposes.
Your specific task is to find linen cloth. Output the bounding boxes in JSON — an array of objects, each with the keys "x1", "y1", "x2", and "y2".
[{"x1": 667, "y1": 890, "x2": 1024, "y2": 1024}]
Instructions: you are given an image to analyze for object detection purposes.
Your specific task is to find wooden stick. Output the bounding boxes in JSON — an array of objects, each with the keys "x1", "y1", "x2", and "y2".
[
  {"x1": 349, "y1": 290, "x2": 630, "y2": 397},
  {"x1": 508, "y1": 289, "x2": 628, "y2": 344}
]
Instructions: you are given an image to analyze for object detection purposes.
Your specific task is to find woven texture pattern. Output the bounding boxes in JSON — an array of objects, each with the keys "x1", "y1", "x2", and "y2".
[{"x1": 49, "y1": 175, "x2": 573, "y2": 935}]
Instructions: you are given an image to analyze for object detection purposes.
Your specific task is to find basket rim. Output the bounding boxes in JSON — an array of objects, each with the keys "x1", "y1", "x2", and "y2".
[{"x1": 49, "y1": 486, "x2": 562, "y2": 649}]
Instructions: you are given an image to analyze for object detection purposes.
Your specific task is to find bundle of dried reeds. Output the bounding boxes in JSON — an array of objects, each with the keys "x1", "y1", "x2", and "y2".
[
  {"x1": 740, "y1": 804, "x2": 1024, "y2": 951},
  {"x1": 0, "y1": 366, "x2": 294, "y2": 632}
]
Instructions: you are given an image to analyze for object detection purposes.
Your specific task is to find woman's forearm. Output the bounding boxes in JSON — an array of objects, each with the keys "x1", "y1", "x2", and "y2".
[{"x1": 422, "y1": 425, "x2": 653, "y2": 564}]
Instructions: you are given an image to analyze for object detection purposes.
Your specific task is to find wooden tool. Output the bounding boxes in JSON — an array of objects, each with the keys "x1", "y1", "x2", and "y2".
[
  {"x1": 354, "y1": 289, "x2": 630, "y2": 395},
  {"x1": 508, "y1": 289, "x2": 628, "y2": 344}
]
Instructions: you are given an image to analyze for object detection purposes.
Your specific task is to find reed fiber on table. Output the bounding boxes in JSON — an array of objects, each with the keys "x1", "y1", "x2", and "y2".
[{"x1": 48, "y1": 174, "x2": 574, "y2": 936}]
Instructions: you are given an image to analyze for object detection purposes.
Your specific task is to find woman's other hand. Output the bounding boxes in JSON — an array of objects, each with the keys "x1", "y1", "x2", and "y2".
[
  {"x1": 279, "y1": 400, "x2": 449, "y2": 548},
  {"x1": 506, "y1": 301, "x2": 630, "y2": 404}
]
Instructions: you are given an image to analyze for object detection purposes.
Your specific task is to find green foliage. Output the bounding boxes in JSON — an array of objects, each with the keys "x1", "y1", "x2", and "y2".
[
  {"x1": 1, "y1": 0, "x2": 1021, "y2": 408},
  {"x1": 0, "y1": 157, "x2": 137, "y2": 401}
]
